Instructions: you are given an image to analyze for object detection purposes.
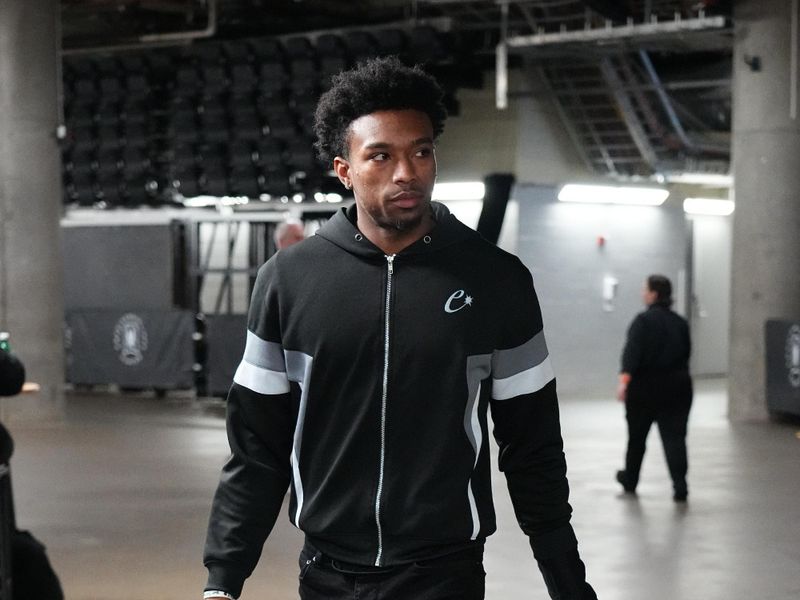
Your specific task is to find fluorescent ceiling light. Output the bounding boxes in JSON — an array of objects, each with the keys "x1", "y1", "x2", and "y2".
[
  {"x1": 432, "y1": 181, "x2": 486, "y2": 201},
  {"x1": 558, "y1": 184, "x2": 669, "y2": 206},
  {"x1": 181, "y1": 195, "x2": 249, "y2": 207},
  {"x1": 665, "y1": 173, "x2": 733, "y2": 187},
  {"x1": 683, "y1": 197, "x2": 735, "y2": 216}
]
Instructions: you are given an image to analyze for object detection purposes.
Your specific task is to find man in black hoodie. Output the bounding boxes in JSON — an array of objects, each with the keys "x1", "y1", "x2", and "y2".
[{"x1": 203, "y1": 56, "x2": 596, "y2": 600}]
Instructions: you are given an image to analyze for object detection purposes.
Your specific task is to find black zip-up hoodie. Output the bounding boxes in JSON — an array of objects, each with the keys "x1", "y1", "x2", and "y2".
[{"x1": 204, "y1": 203, "x2": 595, "y2": 599}]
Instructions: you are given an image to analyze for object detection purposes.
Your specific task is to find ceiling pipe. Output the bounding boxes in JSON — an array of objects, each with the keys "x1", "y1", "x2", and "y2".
[
  {"x1": 638, "y1": 49, "x2": 729, "y2": 155},
  {"x1": 791, "y1": 0, "x2": 798, "y2": 119},
  {"x1": 638, "y1": 49, "x2": 695, "y2": 151},
  {"x1": 495, "y1": 0, "x2": 509, "y2": 110}
]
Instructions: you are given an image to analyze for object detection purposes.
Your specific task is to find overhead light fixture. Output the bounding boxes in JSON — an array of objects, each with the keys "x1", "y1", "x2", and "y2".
[
  {"x1": 181, "y1": 195, "x2": 249, "y2": 208},
  {"x1": 432, "y1": 181, "x2": 486, "y2": 201},
  {"x1": 683, "y1": 197, "x2": 735, "y2": 216},
  {"x1": 665, "y1": 173, "x2": 733, "y2": 186},
  {"x1": 558, "y1": 184, "x2": 669, "y2": 206}
]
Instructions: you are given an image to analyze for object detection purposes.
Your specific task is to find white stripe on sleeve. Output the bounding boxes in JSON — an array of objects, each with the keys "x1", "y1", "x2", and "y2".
[
  {"x1": 233, "y1": 360, "x2": 290, "y2": 395},
  {"x1": 492, "y1": 356, "x2": 555, "y2": 400}
]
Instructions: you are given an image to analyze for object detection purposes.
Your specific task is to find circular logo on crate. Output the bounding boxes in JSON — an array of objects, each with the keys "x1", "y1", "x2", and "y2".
[
  {"x1": 113, "y1": 313, "x2": 149, "y2": 366},
  {"x1": 786, "y1": 324, "x2": 800, "y2": 388}
]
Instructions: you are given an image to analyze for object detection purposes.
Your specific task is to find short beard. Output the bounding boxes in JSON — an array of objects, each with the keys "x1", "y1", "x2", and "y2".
[
  {"x1": 385, "y1": 212, "x2": 424, "y2": 232},
  {"x1": 385, "y1": 201, "x2": 435, "y2": 232}
]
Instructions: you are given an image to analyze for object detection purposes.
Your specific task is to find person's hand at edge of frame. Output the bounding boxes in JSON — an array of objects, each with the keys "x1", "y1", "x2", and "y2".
[{"x1": 616, "y1": 373, "x2": 631, "y2": 402}]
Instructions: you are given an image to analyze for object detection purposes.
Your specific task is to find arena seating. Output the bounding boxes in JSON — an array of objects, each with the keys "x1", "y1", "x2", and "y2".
[{"x1": 61, "y1": 26, "x2": 480, "y2": 207}]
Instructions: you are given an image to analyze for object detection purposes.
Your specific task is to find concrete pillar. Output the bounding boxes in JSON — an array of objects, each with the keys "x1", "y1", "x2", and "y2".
[
  {"x1": 0, "y1": 0, "x2": 64, "y2": 411},
  {"x1": 729, "y1": 0, "x2": 800, "y2": 420}
]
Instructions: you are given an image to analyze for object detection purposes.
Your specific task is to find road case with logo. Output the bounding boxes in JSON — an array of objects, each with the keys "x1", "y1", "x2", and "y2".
[{"x1": 765, "y1": 319, "x2": 800, "y2": 417}]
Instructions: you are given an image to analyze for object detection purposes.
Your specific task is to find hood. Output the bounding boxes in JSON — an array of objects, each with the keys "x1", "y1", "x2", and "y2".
[{"x1": 315, "y1": 201, "x2": 479, "y2": 259}]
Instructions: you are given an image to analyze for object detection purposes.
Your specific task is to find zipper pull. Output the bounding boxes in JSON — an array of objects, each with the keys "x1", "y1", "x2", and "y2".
[
  {"x1": 299, "y1": 552, "x2": 320, "y2": 580},
  {"x1": 386, "y1": 254, "x2": 395, "y2": 275}
]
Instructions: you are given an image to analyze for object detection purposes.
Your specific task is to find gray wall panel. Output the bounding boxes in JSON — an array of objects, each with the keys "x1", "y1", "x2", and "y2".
[{"x1": 63, "y1": 225, "x2": 175, "y2": 310}]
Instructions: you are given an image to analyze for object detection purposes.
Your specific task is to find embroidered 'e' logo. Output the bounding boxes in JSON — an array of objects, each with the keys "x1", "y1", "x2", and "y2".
[{"x1": 444, "y1": 289, "x2": 474, "y2": 313}]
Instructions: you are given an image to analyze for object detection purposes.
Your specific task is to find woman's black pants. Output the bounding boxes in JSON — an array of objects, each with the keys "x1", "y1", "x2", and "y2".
[{"x1": 625, "y1": 370, "x2": 693, "y2": 495}]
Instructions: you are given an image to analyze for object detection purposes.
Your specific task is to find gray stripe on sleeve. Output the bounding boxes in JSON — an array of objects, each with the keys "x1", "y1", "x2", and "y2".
[
  {"x1": 283, "y1": 349, "x2": 314, "y2": 528},
  {"x1": 464, "y1": 353, "x2": 491, "y2": 540},
  {"x1": 285, "y1": 349, "x2": 313, "y2": 383},
  {"x1": 464, "y1": 353, "x2": 492, "y2": 450},
  {"x1": 492, "y1": 331, "x2": 549, "y2": 379},
  {"x1": 243, "y1": 330, "x2": 287, "y2": 372}
]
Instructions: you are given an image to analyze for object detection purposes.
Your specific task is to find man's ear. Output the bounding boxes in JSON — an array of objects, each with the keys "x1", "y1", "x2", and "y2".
[{"x1": 333, "y1": 156, "x2": 351, "y2": 190}]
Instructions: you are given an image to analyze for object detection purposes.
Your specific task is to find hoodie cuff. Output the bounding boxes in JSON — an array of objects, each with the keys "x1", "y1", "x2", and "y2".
[
  {"x1": 528, "y1": 523, "x2": 578, "y2": 560},
  {"x1": 535, "y1": 546, "x2": 597, "y2": 600},
  {"x1": 205, "y1": 562, "x2": 249, "y2": 599}
]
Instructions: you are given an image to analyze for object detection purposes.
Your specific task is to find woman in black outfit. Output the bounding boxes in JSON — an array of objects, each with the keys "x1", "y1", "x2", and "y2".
[{"x1": 616, "y1": 275, "x2": 693, "y2": 502}]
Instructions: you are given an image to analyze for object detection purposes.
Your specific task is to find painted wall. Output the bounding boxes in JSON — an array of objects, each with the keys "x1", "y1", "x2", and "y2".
[
  {"x1": 436, "y1": 72, "x2": 519, "y2": 182},
  {"x1": 514, "y1": 184, "x2": 689, "y2": 398},
  {"x1": 513, "y1": 71, "x2": 591, "y2": 185}
]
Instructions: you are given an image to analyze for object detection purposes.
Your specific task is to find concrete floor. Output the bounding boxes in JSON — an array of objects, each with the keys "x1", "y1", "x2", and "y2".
[{"x1": 1, "y1": 378, "x2": 799, "y2": 600}]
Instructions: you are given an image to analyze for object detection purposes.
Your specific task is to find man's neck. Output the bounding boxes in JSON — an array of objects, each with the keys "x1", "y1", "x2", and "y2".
[{"x1": 358, "y1": 212, "x2": 435, "y2": 255}]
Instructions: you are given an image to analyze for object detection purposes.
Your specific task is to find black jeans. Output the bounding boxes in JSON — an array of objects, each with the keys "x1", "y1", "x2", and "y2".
[
  {"x1": 298, "y1": 542, "x2": 485, "y2": 600},
  {"x1": 625, "y1": 370, "x2": 693, "y2": 494}
]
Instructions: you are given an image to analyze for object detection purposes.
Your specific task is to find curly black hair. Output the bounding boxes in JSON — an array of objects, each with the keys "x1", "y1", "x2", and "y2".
[{"x1": 313, "y1": 56, "x2": 447, "y2": 164}]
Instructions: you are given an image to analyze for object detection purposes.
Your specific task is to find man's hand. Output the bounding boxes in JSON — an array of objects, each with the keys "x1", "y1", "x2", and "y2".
[{"x1": 616, "y1": 372, "x2": 631, "y2": 403}]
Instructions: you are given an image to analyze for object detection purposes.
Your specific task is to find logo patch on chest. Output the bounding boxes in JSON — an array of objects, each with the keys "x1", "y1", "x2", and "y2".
[{"x1": 444, "y1": 289, "x2": 474, "y2": 314}]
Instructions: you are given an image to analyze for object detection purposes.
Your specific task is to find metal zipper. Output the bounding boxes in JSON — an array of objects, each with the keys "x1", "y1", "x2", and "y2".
[
  {"x1": 299, "y1": 552, "x2": 319, "y2": 580},
  {"x1": 374, "y1": 253, "x2": 395, "y2": 566}
]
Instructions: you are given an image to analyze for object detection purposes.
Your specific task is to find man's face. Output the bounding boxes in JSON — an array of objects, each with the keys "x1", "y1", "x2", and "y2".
[{"x1": 334, "y1": 109, "x2": 437, "y2": 234}]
